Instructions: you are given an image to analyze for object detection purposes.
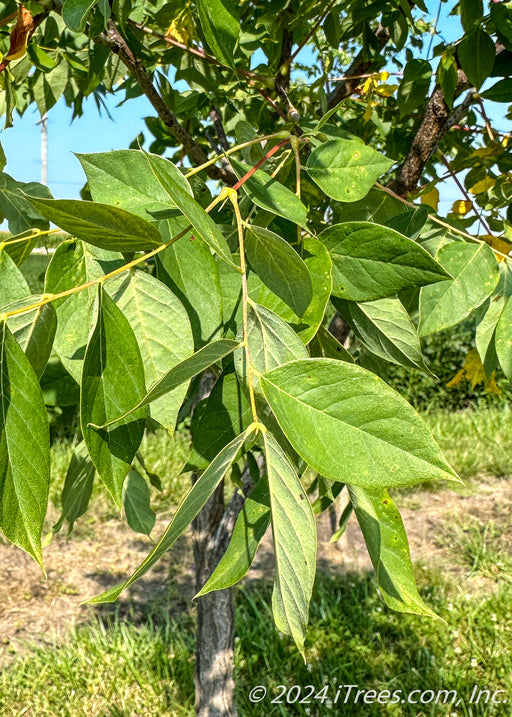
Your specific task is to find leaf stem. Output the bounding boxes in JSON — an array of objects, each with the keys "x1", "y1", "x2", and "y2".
[
  {"x1": 185, "y1": 132, "x2": 290, "y2": 180},
  {"x1": 291, "y1": 135, "x2": 302, "y2": 247},
  {"x1": 0, "y1": 227, "x2": 61, "y2": 249},
  {"x1": 227, "y1": 189, "x2": 259, "y2": 424},
  {"x1": 3, "y1": 191, "x2": 230, "y2": 320}
]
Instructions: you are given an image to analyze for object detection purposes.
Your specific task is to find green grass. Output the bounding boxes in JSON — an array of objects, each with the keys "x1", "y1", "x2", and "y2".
[
  {"x1": 436, "y1": 518, "x2": 512, "y2": 584},
  {"x1": 425, "y1": 406, "x2": 512, "y2": 479},
  {"x1": 1, "y1": 568, "x2": 511, "y2": 716}
]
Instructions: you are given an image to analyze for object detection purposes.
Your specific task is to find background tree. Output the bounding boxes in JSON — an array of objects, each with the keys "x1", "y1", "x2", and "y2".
[{"x1": 0, "y1": 1, "x2": 511, "y2": 715}]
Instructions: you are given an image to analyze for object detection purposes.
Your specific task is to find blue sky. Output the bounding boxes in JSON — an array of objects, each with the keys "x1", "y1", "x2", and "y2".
[{"x1": 0, "y1": 2, "x2": 507, "y2": 220}]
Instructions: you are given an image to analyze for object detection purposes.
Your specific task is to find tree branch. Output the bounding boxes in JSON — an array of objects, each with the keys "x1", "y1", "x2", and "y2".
[
  {"x1": 99, "y1": 19, "x2": 236, "y2": 185},
  {"x1": 389, "y1": 71, "x2": 472, "y2": 197}
]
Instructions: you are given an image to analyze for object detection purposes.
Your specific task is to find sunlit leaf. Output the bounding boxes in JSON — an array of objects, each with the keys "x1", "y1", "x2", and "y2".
[{"x1": 261, "y1": 359, "x2": 459, "y2": 488}]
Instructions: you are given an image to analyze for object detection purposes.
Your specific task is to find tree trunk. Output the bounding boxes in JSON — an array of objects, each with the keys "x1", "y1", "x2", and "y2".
[{"x1": 192, "y1": 482, "x2": 238, "y2": 717}]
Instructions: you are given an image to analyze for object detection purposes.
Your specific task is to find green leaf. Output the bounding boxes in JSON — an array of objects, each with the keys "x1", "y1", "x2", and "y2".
[
  {"x1": 319, "y1": 222, "x2": 451, "y2": 301},
  {"x1": 261, "y1": 359, "x2": 459, "y2": 488},
  {"x1": 196, "y1": 477, "x2": 271, "y2": 596},
  {"x1": 77, "y1": 150, "x2": 193, "y2": 219},
  {"x1": 143, "y1": 151, "x2": 237, "y2": 269},
  {"x1": 157, "y1": 219, "x2": 223, "y2": 348},
  {"x1": 0, "y1": 250, "x2": 30, "y2": 308},
  {"x1": 33, "y1": 63, "x2": 69, "y2": 116},
  {"x1": 481, "y1": 79, "x2": 512, "y2": 103},
  {"x1": 235, "y1": 120, "x2": 263, "y2": 164},
  {"x1": 494, "y1": 296, "x2": 512, "y2": 381},
  {"x1": 106, "y1": 270, "x2": 194, "y2": 432},
  {"x1": 245, "y1": 226, "x2": 313, "y2": 316},
  {"x1": 62, "y1": 0, "x2": 97, "y2": 31},
  {"x1": 255, "y1": 237, "x2": 332, "y2": 344},
  {"x1": 491, "y1": 3, "x2": 512, "y2": 46},
  {"x1": 197, "y1": 0, "x2": 239, "y2": 71},
  {"x1": 386, "y1": 207, "x2": 429, "y2": 241},
  {"x1": 234, "y1": 303, "x2": 308, "y2": 394},
  {"x1": 419, "y1": 242, "x2": 499, "y2": 337},
  {"x1": 306, "y1": 139, "x2": 393, "y2": 202},
  {"x1": 122, "y1": 469, "x2": 156, "y2": 536},
  {"x1": 460, "y1": 0, "x2": 483, "y2": 33},
  {"x1": 458, "y1": 28, "x2": 496, "y2": 90},
  {"x1": 397, "y1": 59, "x2": 432, "y2": 116},
  {"x1": 437, "y1": 52, "x2": 458, "y2": 108},
  {"x1": 0, "y1": 320, "x2": 50, "y2": 567},
  {"x1": 1, "y1": 231, "x2": 39, "y2": 267},
  {"x1": 348, "y1": 485, "x2": 437, "y2": 617},
  {"x1": 27, "y1": 44, "x2": 57, "y2": 72},
  {"x1": 95, "y1": 339, "x2": 240, "y2": 429},
  {"x1": 311, "y1": 477, "x2": 345, "y2": 516},
  {"x1": 5, "y1": 297, "x2": 57, "y2": 378},
  {"x1": 0, "y1": 172, "x2": 51, "y2": 234},
  {"x1": 25, "y1": 197, "x2": 163, "y2": 252},
  {"x1": 81, "y1": 287, "x2": 147, "y2": 507},
  {"x1": 45, "y1": 239, "x2": 123, "y2": 382},
  {"x1": 475, "y1": 296, "x2": 507, "y2": 374},
  {"x1": 188, "y1": 367, "x2": 252, "y2": 470},
  {"x1": 229, "y1": 157, "x2": 308, "y2": 229},
  {"x1": 264, "y1": 431, "x2": 316, "y2": 656},
  {"x1": 87, "y1": 427, "x2": 254, "y2": 604},
  {"x1": 53, "y1": 442, "x2": 95, "y2": 534},
  {"x1": 331, "y1": 187, "x2": 404, "y2": 225},
  {"x1": 308, "y1": 325, "x2": 353, "y2": 363},
  {"x1": 334, "y1": 297, "x2": 428, "y2": 371}
]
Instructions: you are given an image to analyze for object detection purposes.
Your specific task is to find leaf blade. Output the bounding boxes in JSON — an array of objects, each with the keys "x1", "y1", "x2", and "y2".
[
  {"x1": 0, "y1": 321, "x2": 50, "y2": 567},
  {"x1": 306, "y1": 139, "x2": 393, "y2": 202},
  {"x1": 265, "y1": 431, "x2": 316, "y2": 656},
  {"x1": 348, "y1": 485, "x2": 438, "y2": 617},
  {"x1": 261, "y1": 359, "x2": 459, "y2": 488},
  {"x1": 81, "y1": 287, "x2": 147, "y2": 507},
  {"x1": 25, "y1": 196, "x2": 163, "y2": 252},
  {"x1": 319, "y1": 222, "x2": 451, "y2": 301}
]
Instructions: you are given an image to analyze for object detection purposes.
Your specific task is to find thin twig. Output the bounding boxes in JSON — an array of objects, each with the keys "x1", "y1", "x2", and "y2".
[
  {"x1": 477, "y1": 97, "x2": 496, "y2": 142},
  {"x1": 99, "y1": 19, "x2": 235, "y2": 184},
  {"x1": 376, "y1": 182, "x2": 510, "y2": 261},
  {"x1": 128, "y1": 20, "x2": 268, "y2": 85},
  {"x1": 439, "y1": 153, "x2": 493, "y2": 235}
]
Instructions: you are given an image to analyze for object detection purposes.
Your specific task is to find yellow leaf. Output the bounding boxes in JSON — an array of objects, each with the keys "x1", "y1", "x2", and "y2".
[
  {"x1": 446, "y1": 368, "x2": 465, "y2": 388},
  {"x1": 166, "y1": 7, "x2": 194, "y2": 45},
  {"x1": 469, "y1": 177, "x2": 495, "y2": 195},
  {"x1": 451, "y1": 199, "x2": 473, "y2": 216},
  {"x1": 362, "y1": 77, "x2": 375, "y2": 94},
  {"x1": 421, "y1": 187, "x2": 439, "y2": 211},
  {"x1": 167, "y1": 18, "x2": 190, "y2": 44},
  {"x1": 485, "y1": 373, "x2": 501, "y2": 395},
  {"x1": 446, "y1": 349, "x2": 501, "y2": 394},
  {"x1": 363, "y1": 101, "x2": 373, "y2": 122},
  {"x1": 482, "y1": 235, "x2": 511, "y2": 262},
  {"x1": 375, "y1": 84, "x2": 399, "y2": 97}
]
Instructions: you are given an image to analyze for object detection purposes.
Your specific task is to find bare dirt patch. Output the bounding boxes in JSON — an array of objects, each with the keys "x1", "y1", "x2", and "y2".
[{"x1": 1, "y1": 475, "x2": 511, "y2": 664}]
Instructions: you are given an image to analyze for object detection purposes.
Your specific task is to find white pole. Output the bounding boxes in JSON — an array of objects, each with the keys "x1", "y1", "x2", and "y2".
[{"x1": 41, "y1": 114, "x2": 48, "y2": 186}]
